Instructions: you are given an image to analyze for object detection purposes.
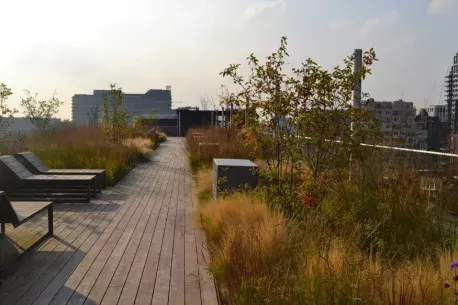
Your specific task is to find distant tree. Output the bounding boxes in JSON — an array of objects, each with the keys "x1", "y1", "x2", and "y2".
[
  {"x1": 200, "y1": 95, "x2": 212, "y2": 110},
  {"x1": 133, "y1": 109, "x2": 158, "y2": 128},
  {"x1": 101, "y1": 84, "x2": 129, "y2": 143},
  {"x1": 20, "y1": 90, "x2": 63, "y2": 130},
  {"x1": 86, "y1": 104, "x2": 100, "y2": 125},
  {"x1": 0, "y1": 83, "x2": 17, "y2": 139}
]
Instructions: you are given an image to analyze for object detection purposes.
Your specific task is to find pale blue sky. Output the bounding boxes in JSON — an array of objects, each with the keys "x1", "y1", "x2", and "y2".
[{"x1": 0, "y1": 0, "x2": 457, "y2": 119}]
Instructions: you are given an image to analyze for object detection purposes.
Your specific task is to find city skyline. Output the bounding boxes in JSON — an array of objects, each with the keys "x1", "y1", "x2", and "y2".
[{"x1": 0, "y1": 0, "x2": 457, "y2": 119}]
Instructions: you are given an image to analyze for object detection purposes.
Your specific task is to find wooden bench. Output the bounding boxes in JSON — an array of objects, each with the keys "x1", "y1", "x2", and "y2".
[{"x1": 0, "y1": 192, "x2": 53, "y2": 250}]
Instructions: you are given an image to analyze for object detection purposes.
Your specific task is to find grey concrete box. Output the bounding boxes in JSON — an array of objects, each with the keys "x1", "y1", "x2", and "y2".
[{"x1": 212, "y1": 158, "x2": 259, "y2": 200}]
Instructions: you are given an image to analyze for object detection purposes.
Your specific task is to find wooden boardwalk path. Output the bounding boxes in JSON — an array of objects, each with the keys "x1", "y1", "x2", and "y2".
[{"x1": 0, "y1": 138, "x2": 218, "y2": 305}]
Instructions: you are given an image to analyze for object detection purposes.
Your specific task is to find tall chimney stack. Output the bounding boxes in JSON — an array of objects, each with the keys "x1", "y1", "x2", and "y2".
[{"x1": 353, "y1": 49, "x2": 363, "y2": 109}]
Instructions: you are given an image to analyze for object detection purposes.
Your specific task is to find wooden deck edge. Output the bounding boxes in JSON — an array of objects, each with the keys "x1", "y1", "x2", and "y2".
[{"x1": 190, "y1": 177, "x2": 220, "y2": 305}]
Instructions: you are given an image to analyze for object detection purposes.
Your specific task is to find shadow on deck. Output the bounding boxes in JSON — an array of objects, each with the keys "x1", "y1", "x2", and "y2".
[{"x1": 0, "y1": 138, "x2": 218, "y2": 305}]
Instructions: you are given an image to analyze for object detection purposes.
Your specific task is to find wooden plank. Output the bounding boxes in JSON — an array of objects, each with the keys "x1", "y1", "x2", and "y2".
[
  {"x1": 0, "y1": 165, "x2": 142, "y2": 295},
  {"x1": 151, "y1": 152, "x2": 181, "y2": 305},
  {"x1": 100, "y1": 154, "x2": 173, "y2": 305},
  {"x1": 48, "y1": 164, "x2": 153, "y2": 305},
  {"x1": 12, "y1": 202, "x2": 51, "y2": 224},
  {"x1": 0, "y1": 202, "x2": 98, "y2": 300},
  {"x1": 30, "y1": 191, "x2": 137, "y2": 305},
  {"x1": 108, "y1": 154, "x2": 173, "y2": 305},
  {"x1": 114, "y1": 162, "x2": 170, "y2": 305},
  {"x1": 4, "y1": 207, "x2": 58, "y2": 239},
  {"x1": 0, "y1": 138, "x2": 220, "y2": 305},
  {"x1": 168, "y1": 156, "x2": 186, "y2": 305},
  {"x1": 57, "y1": 163, "x2": 156, "y2": 305},
  {"x1": 133, "y1": 157, "x2": 177, "y2": 305},
  {"x1": 14, "y1": 201, "x2": 114, "y2": 305},
  {"x1": 32, "y1": 193, "x2": 131, "y2": 305},
  {"x1": 184, "y1": 168, "x2": 202, "y2": 305},
  {"x1": 4, "y1": 204, "x2": 84, "y2": 256},
  {"x1": 0, "y1": 203, "x2": 106, "y2": 304},
  {"x1": 190, "y1": 162, "x2": 219, "y2": 305},
  {"x1": 85, "y1": 156, "x2": 169, "y2": 305},
  {"x1": 0, "y1": 203, "x2": 87, "y2": 278}
]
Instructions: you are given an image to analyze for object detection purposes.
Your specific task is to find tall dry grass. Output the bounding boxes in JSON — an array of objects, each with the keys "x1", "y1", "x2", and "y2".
[
  {"x1": 122, "y1": 137, "x2": 153, "y2": 156},
  {"x1": 197, "y1": 168, "x2": 458, "y2": 304},
  {"x1": 186, "y1": 127, "x2": 252, "y2": 172},
  {"x1": 200, "y1": 194, "x2": 457, "y2": 304},
  {"x1": 196, "y1": 167, "x2": 213, "y2": 202},
  {"x1": 24, "y1": 125, "x2": 153, "y2": 185}
]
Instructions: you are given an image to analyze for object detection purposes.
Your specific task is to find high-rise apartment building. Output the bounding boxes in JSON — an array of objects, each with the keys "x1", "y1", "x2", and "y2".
[
  {"x1": 426, "y1": 105, "x2": 448, "y2": 123},
  {"x1": 365, "y1": 99, "x2": 420, "y2": 148},
  {"x1": 72, "y1": 87, "x2": 175, "y2": 124},
  {"x1": 445, "y1": 54, "x2": 458, "y2": 133}
]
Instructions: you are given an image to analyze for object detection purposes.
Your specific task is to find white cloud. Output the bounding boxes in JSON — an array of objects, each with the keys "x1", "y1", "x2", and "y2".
[
  {"x1": 1, "y1": 0, "x2": 455, "y2": 119},
  {"x1": 360, "y1": 11, "x2": 399, "y2": 36},
  {"x1": 244, "y1": 0, "x2": 286, "y2": 20},
  {"x1": 428, "y1": 0, "x2": 458, "y2": 15},
  {"x1": 354, "y1": 11, "x2": 418, "y2": 57}
]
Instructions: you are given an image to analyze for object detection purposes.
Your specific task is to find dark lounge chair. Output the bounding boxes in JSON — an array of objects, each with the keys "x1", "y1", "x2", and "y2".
[
  {"x1": 0, "y1": 191, "x2": 53, "y2": 252},
  {"x1": 15, "y1": 152, "x2": 106, "y2": 190},
  {"x1": 0, "y1": 156, "x2": 97, "y2": 203}
]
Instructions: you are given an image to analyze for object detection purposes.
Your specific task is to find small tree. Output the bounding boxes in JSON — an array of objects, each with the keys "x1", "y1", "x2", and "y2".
[
  {"x1": 101, "y1": 84, "x2": 129, "y2": 143},
  {"x1": 133, "y1": 109, "x2": 158, "y2": 128},
  {"x1": 200, "y1": 95, "x2": 212, "y2": 110},
  {"x1": 0, "y1": 83, "x2": 17, "y2": 139},
  {"x1": 20, "y1": 90, "x2": 63, "y2": 130},
  {"x1": 86, "y1": 104, "x2": 100, "y2": 125},
  {"x1": 221, "y1": 37, "x2": 379, "y2": 214}
]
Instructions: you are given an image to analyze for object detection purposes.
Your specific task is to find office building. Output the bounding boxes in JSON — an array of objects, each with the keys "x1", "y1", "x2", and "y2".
[
  {"x1": 72, "y1": 87, "x2": 175, "y2": 124},
  {"x1": 426, "y1": 105, "x2": 448, "y2": 123}
]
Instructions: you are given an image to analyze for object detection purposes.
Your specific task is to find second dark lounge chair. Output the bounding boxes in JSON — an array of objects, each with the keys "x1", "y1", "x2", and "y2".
[
  {"x1": 0, "y1": 156, "x2": 97, "y2": 203},
  {"x1": 15, "y1": 152, "x2": 106, "y2": 190}
]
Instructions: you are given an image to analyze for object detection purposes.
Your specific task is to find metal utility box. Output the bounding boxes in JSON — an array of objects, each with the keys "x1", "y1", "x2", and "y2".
[{"x1": 212, "y1": 159, "x2": 259, "y2": 200}]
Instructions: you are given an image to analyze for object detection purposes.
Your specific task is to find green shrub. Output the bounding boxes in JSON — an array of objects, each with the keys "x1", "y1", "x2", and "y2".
[
  {"x1": 194, "y1": 37, "x2": 458, "y2": 304},
  {"x1": 319, "y1": 170, "x2": 455, "y2": 263}
]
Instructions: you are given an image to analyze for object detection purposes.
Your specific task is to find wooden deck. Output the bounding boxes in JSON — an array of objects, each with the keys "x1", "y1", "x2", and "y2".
[{"x1": 0, "y1": 138, "x2": 218, "y2": 305}]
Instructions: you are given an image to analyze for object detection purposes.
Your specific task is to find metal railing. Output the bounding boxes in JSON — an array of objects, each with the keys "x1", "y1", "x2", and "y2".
[{"x1": 300, "y1": 135, "x2": 458, "y2": 174}]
